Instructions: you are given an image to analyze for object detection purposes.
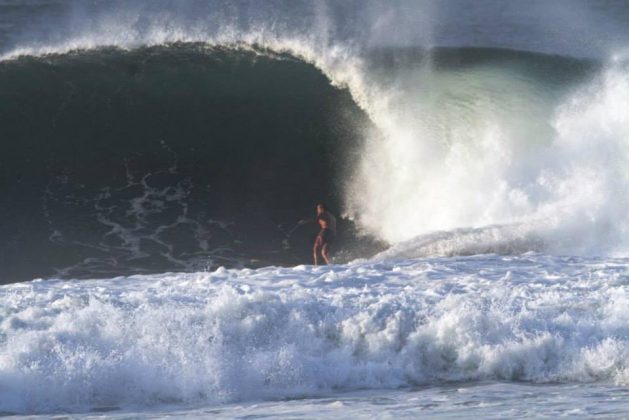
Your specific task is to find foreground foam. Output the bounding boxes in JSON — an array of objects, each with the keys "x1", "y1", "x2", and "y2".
[{"x1": 1, "y1": 254, "x2": 629, "y2": 414}]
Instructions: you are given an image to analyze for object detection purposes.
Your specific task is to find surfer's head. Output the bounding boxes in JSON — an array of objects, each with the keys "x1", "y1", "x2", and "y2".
[{"x1": 316, "y1": 203, "x2": 326, "y2": 214}]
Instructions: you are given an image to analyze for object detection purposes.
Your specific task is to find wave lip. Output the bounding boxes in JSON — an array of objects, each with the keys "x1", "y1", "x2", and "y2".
[{"x1": 1, "y1": 254, "x2": 629, "y2": 414}]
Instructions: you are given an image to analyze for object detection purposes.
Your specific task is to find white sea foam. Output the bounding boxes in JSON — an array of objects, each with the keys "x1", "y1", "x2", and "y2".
[
  {"x1": 347, "y1": 60, "x2": 629, "y2": 257},
  {"x1": 1, "y1": 255, "x2": 628, "y2": 414}
]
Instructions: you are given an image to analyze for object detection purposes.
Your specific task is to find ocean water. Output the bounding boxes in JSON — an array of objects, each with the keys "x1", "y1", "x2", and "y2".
[{"x1": 2, "y1": 0, "x2": 629, "y2": 417}]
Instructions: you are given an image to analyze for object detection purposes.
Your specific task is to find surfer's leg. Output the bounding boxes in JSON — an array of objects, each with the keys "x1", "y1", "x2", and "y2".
[
  {"x1": 313, "y1": 235, "x2": 322, "y2": 265},
  {"x1": 322, "y1": 244, "x2": 331, "y2": 265}
]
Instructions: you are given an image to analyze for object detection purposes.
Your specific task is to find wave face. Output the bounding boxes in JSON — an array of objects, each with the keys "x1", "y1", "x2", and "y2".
[
  {"x1": 2, "y1": 255, "x2": 629, "y2": 414},
  {"x1": 0, "y1": 45, "x2": 375, "y2": 282}
]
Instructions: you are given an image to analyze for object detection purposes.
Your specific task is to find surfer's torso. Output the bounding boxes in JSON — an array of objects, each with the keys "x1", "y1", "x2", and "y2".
[{"x1": 316, "y1": 211, "x2": 336, "y2": 235}]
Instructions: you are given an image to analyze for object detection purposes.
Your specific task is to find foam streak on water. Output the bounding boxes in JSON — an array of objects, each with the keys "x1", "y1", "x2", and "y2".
[{"x1": 1, "y1": 254, "x2": 628, "y2": 415}]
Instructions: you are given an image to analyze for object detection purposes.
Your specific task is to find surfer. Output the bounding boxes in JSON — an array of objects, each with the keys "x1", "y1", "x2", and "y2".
[
  {"x1": 312, "y1": 203, "x2": 336, "y2": 265},
  {"x1": 290, "y1": 203, "x2": 337, "y2": 265}
]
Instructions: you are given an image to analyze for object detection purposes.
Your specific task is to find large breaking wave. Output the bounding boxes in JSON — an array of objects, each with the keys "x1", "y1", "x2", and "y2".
[
  {"x1": 1, "y1": 1, "x2": 629, "y2": 282},
  {"x1": 4, "y1": 38, "x2": 629, "y2": 281}
]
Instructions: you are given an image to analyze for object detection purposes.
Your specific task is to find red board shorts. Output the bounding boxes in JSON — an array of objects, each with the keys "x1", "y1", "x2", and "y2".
[{"x1": 315, "y1": 228, "x2": 335, "y2": 248}]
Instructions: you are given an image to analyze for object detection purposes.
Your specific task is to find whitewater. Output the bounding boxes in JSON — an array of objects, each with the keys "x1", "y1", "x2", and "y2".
[
  {"x1": 2, "y1": 0, "x2": 629, "y2": 417},
  {"x1": 3, "y1": 255, "x2": 629, "y2": 416}
]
